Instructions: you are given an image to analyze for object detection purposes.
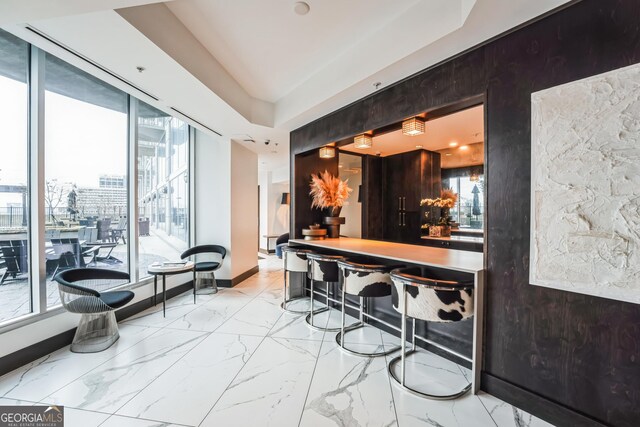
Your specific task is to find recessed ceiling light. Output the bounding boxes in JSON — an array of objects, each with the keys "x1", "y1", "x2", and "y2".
[
  {"x1": 338, "y1": 164, "x2": 343, "y2": 168},
  {"x1": 415, "y1": 145, "x2": 423, "y2": 149},
  {"x1": 459, "y1": 145, "x2": 469, "y2": 150},
  {"x1": 445, "y1": 153, "x2": 452, "y2": 156},
  {"x1": 449, "y1": 141, "x2": 458, "y2": 147},
  {"x1": 294, "y1": 1, "x2": 310, "y2": 15}
]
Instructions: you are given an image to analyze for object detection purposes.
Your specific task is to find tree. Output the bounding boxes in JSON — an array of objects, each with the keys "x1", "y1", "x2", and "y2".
[{"x1": 45, "y1": 179, "x2": 72, "y2": 224}]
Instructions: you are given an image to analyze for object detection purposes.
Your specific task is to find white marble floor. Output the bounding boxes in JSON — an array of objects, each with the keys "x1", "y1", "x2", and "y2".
[{"x1": 0, "y1": 256, "x2": 554, "y2": 427}]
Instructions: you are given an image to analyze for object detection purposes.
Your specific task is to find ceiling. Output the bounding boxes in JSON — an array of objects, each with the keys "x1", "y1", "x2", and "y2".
[
  {"x1": 340, "y1": 105, "x2": 484, "y2": 157},
  {"x1": 165, "y1": 0, "x2": 464, "y2": 103},
  {"x1": 0, "y1": 0, "x2": 573, "y2": 172}
]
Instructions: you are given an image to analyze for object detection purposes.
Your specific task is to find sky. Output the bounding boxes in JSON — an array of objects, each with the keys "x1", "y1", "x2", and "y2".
[{"x1": 0, "y1": 75, "x2": 127, "y2": 207}]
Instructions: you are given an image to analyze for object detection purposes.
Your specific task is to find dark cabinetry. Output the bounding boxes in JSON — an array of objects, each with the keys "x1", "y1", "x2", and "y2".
[
  {"x1": 420, "y1": 237, "x2": 483, "y2": 252},
  {"x1": 382, "y1": 150, "x2": 440, "y2": 243}
]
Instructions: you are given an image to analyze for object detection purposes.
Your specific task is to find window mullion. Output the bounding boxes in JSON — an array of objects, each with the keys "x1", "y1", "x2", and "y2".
[
  {"x1": 28, "y1": 46, "x2": 46, "y2": 313},
  {"x1": 128, "y1": 97, "x2": 139, "y2": 283}
]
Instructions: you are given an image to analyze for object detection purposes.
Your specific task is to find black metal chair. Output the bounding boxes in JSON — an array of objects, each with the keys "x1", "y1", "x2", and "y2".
[
  {"x1": 388, "y1": 267, "x2": 474, "y2": 400},
  {"x1": 54, "y1": 268, "x2": 134, "y2": 353},
  {"x1": 180, "y1": 244, "x2": 226, "y2": 302}
]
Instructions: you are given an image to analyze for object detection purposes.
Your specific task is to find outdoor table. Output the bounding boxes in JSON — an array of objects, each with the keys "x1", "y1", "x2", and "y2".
[{"x1": 147, "y1": 261, "x2": 195, "y2": 317}]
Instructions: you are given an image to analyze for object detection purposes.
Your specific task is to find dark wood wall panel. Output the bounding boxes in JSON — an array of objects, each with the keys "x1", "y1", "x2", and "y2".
[
  {"x1": 289, "y1": 1, "x2": 640, "y2": 425},
  {"x1": 362, "y1": 155, "x2": 383, "y2": 240},
  {"x1": 292, "y1": 149, "x2": 339, "y2": 238}
]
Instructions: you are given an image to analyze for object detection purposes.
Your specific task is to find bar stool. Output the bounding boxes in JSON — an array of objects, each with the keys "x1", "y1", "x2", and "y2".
[
  {"x1": 305, "y1": 252, "x2": 346, "y2": 331},
  {"x1": 281, "y1": 246, "x2": 314, "y2": 314},
  {"x1": 335, "y1": 259, "x2": 402, "y2": 357},
  {"x1": 388, "y1": 267, "x2": 474, "y2": 400}
]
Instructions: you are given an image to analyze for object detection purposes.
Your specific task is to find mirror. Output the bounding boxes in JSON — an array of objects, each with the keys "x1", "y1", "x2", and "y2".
[{"x1": 338, "y1": 152, "x2": 362, "y2": 238}]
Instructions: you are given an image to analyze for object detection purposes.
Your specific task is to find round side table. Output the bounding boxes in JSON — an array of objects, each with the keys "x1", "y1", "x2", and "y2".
[{"x1": 147, "y1": 261, "x2": 195, "y2": 317}]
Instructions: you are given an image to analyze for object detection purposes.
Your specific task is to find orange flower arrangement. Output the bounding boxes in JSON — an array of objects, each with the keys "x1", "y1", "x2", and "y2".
[{"x1": 309, "y1": 170, "x2": 352, "y2": 210}]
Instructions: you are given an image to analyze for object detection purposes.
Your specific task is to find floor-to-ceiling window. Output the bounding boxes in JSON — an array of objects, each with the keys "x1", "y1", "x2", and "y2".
[
  {"x1": 137, "y1": 101, "x2": 189, "y2": 279},
  {"x1": 0, "y1": 30, "x2": 30, "y2": 323},
  {"x1": 0, "y1": 29, "x2": 192, "y2": 327},
  {"x1": 43, "y1": 54, "x2": 130, "y2": 307}
]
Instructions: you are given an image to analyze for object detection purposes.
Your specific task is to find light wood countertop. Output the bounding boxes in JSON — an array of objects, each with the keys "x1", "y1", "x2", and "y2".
[{"x1": 289, "y1": 237, "x2": 484, "y2": 274}]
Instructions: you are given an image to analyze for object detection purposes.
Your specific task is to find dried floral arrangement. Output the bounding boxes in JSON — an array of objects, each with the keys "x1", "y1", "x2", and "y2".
[
  {"x1": 309, "y1": 170, "x2": 352, "y2": 210},
  {"x1": 421, "y1": 189, "x2": 458, "y2": 226}
]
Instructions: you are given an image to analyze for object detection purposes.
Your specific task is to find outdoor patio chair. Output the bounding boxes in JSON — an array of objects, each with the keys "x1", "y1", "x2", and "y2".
[
  {"x1": 0, "y1": 245, "x2": 28, "y2": 285},
  {"x1": 96, "y1": 219, "x2": 112, "y2": 242},
  {"x1": 110, "y1": 217, "x2": 127, "y2": 244}
]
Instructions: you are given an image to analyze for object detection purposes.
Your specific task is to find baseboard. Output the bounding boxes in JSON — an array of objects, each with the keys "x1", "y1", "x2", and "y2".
[
  {"x1": 0, "y1": 281, "x2": 194, "y2": 378},
  {"x1": 482, "y1": 373, "x2": 608, "y2": 427},
  {"x1": 215, "y1": 265, "x2": 260, "y2": 288}
]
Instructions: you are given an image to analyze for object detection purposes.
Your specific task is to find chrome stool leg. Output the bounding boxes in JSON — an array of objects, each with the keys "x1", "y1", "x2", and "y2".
[
  {"x1": 335, "y1": 285, "x2": 399, "y2": 357},
  {"x1": 388, "y1": 283, "x2": 471, "y2": 400},
  {"x1": 281, "y1": 269, "x2": 313, "y2": 314}
]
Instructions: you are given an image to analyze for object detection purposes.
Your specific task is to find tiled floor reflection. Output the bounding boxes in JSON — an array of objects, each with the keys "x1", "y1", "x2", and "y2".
[{"x1": 0, "y1": 256, "x2": 554, "y2": 426}]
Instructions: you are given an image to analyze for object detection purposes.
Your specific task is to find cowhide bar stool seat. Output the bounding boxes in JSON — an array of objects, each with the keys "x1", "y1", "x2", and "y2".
[
  {"x1": 389, "y1": 267, "x2": 474, "y2": 400},
  {"x1": 281, "y1": 246, "x2": 314, "y2": 314},
  {"x1": 305, "y1": 252, "x2": 346, "y2": 331},
  {"x1": 335, "y1": 259, "x2": 402, "y2": 357}
]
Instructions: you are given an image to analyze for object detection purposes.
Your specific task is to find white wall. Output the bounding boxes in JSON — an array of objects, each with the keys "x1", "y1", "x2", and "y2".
[
  {"x1": 194, "y1": 130, "x2": 232, "y2": 278},
  {"x1": 258, "y1": 167, "x2": 289, "y2": 252},
  {"x1": 195, "y1": 131, "x2": 258, "y2": 279},
  {"x1": 230, "y1": 141, "x2": 258, "y2": 277}
]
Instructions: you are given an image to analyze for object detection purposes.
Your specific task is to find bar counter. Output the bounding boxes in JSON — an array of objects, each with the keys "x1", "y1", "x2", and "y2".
[
  {"x1": 289, "y1": 237, "x2": 483, "y2": 273},
  {"x1": 288, "y1": 237, "x2": 485, "y2": 393}
]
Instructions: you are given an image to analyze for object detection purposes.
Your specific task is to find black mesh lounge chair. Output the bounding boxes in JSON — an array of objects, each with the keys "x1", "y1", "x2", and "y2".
[
  {"x1": 54, "y1": 268, "x2": 134, "y2": 353},
  {"x1": 180, "y1": 245, "x2": 226, "y2": 300}
]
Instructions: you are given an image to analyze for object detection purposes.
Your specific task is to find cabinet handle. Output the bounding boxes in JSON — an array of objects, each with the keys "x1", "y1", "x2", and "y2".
[
  {"x1": 402, "y1": 212, "x2": 406, "y2": 226},
  {"x1": 399, "y1": 213, "x2": 402, "y2": 226},
  {"x1": 398, "y1": 197, "x2": 402, "y2": 211},
  {"x1": 402, "y1": 197, "x2": 406, "y2": 210}
]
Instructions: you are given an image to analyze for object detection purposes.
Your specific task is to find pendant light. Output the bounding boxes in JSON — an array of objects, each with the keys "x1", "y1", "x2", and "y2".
[
  {"x1": 354, "y1": 134, "x2": 373, "y2": 149},
  {"x1": 402, "y1": 117, "x2": 425, "y2": 136},
  {"x1": 319, "y1": 146, "x2": 336, "y2": 158}
]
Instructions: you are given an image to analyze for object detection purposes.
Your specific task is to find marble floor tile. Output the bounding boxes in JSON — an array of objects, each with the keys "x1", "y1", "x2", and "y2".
[
  {"x1": 300, "y1": 340, "x2": 397, "y2": 427},
  {"x1": 0, "y1": 255, "x2": 550, "y2": 427},
  {"x1": 117, "y1": 333, "x2": 262, "y2": 426},
  {"x1": 166, "y1": 293, "x2": 253, "y2": 332},
  {"x1": 477, "y1": 391, "x2": 554, "y2": 427},
  {"x1": 0, "y1": 397, "x2": 36, "y2": 405},
  {"x1": 215, "y1": 297, "x2": 283, "y2": 336},
  {"x1": 200, "y1": 337, "x2": 322, "y2": 427},
  {"x1": 268, "y1": 311, "x2": 326, "y2": 341},
  {"x1": 386, "y1": 349, "x2": 495, "y2": 427},
  {"x1": 123, "y1": 301, "x2": 201, "y2": 329},
  {"x1": 0, "y1": 324, "x2": 159, "y2": 402},
  {"x1": 45, "y1": 328, "x2": 208, "y2": 413},
  {"x1": 63, "y1": 407, "x2": 110, "y2": 427},
  {"x1": 100, "y1": 414, "x2": 184, "y2": 427}
]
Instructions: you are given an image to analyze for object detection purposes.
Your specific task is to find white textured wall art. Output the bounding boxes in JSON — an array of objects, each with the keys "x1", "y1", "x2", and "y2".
[{"x1": 530, "y1": 62, "x2": 640, "y2": 304}]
